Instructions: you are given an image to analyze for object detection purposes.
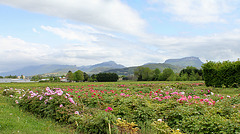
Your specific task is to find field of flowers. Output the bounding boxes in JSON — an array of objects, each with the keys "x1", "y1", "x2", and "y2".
[{"x1": 2, "y1": 81, "x2": 240, "y2": 134}]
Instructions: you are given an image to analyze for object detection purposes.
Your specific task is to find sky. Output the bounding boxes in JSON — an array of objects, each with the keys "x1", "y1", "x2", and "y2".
[{"x1": 1, "y1": 0, "x2": 240, "y2": 73}]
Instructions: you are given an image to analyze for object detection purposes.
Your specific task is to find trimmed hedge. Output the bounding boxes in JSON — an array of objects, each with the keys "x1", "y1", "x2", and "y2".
[
  {"x1": 96, "y1": 72, "x2": 119, "y2": 82},
  {"x1": 202, "y1": 61, "x2": 240, "y2": 87}
]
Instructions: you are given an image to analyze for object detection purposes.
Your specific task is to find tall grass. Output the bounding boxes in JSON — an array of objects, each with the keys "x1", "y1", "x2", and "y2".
[{"x1": 0, "y1": 95, "x2": 76, "y2": 134}]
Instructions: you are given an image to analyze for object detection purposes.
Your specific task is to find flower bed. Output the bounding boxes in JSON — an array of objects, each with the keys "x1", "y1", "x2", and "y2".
[{"x1": 3, "y1": 82, "x2": 240, "y2": 133}]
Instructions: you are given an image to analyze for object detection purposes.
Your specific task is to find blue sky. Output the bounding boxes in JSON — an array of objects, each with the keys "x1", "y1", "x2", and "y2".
[{"x1": 0, "y1": 0, "x2": 240, "y2": 72}]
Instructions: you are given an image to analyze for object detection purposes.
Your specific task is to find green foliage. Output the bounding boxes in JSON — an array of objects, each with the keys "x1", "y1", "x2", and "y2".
[
  {"x1": 49, "y1": 76, "x2": 61, "y2": 82},
  {"x1": 73, "y1": 70, "x2": 84, "y2": 82},
  {"x1": 83, "y1": 72, "x2": 89, "y2": 81},
  {"x1": 66, "y1": 70, "x2": 74, "y2": 82},
  {"x1": 4, "y1": 75, "x2": 17, "y2": 78},
  {"x1": 89, "y1": 74, "x2": 97, "y2": 82},
  {"x1": 179, "y1": 66, "x2": 203, "y2": 81},
  {"x1": 153, "y1": 68, "x2": 161, "y2": 81},
  {"x1": 0, "y1": 95, "x2": 74, "y2": 134},
  {"x1": 31, "y1": 75, "x2": 43, "y2": 81},
  {"x1": 73, "y1": 110, "x2": 118, "y2": 134},
  {"x1": 202, "y1": 61, "x2": 240, "y2": 87},
  {"x1": 161, "y1": 68, "x2": 174, "y2": 81},
  {"x1": 96, "y1": 72, "x2": 119, "y2": 82},
  {"x1": 115, "y1": 118, "x2": 139, "y2": 134},
  {"x1": 134, "y1": 66, "x2": 152, "y2": 81},
  {"x1": 2, "y1": 82, "x2": 240, "y2": 134}
]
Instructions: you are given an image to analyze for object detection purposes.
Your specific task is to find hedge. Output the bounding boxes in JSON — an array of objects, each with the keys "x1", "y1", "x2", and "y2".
[{"x1": 202, "y1": 61, "x2": 240, "y2": 87}]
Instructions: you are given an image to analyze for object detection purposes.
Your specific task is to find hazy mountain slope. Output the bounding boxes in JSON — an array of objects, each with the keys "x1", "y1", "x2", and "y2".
[
  {"x1": 164, "y1": 57, "x2": 203, "y2": 68},
  {"x1": 0, "y1": 61, "x2": 125, "y2": 76},
  {"x1": 0, "y1": 64, "x2": 78, "y2": 76},
  {"x1": 78, "y1": 61, "x2": 125, "y2": 72}
]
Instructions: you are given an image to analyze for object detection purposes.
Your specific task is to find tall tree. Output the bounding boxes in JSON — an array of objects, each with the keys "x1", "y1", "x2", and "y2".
[
  {"x1": 161, "y1": 68, "x2": 174, "y2": 81},
  {"x1": 74, "y1": 70, "x2": 84, "y2": 82},
  {"x1": 66, "y1": 70, "x2": 74, "y2": 82},
  {"x1": 153, "y1": 68, "x2": 161, "y2": 80},
  {"x1": 83, "y1": 72, "x2": 89, "y2": 81},
  {"x1": 134, "y1": 66, "x2": 153, "y2": 81}
]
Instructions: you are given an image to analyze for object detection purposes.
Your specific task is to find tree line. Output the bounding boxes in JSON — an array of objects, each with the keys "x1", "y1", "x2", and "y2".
[
  {"x1": 66, "y1": 71, "x2": 118, "y2": 82},
  {"x1": 0, "y1": 75, "x2": 18, "y2": 78},
  {"x1": 134, "y1": 66, "x2": 203, "y2": 81}
]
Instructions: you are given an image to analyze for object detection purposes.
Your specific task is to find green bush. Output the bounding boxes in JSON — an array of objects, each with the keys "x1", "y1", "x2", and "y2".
[{"x1": 202, "y1": 61, "x2": 240, "y2": 87}]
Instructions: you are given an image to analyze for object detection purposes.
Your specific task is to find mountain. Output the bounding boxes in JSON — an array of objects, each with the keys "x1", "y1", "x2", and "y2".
[
  {"x1": 0, "y1": 61, "x2": 125, "y2": 76},
  {"x1": 104, "y1": 63, "x2": 183, "y2": 76},
  {"x1": 164, "y1": 57, "x2": 204, "y2": 68},
  {"x1": 0, "y1": 64, "x2": 78, "y2": 76},
  {"x1": 78, "y1": 61, "x2": 125, "y2": 73}
]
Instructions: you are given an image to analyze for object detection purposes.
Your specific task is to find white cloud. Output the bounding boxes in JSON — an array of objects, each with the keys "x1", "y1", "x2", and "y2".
[
  {"x1": 0, "y1": 0, "x2": 146, "y2": 36},
  {"x1": 41, "y1": 25, "x2": 98, "y2": 43},
  {"x1": 32, "y1": 28, "x2": 40, "y2": 33},
  {"x1": 1, "y1": 27, "x2": 240, "y2": 73},
  {"x1": 153, "y1": 0, "x2": 239, "y2": 23},
  {"x1": 142, "y1": 29, "x2": 240, "y2": 62},
  {"x1": 0, "y1": 36, "x2": 53, "y2": 72}
]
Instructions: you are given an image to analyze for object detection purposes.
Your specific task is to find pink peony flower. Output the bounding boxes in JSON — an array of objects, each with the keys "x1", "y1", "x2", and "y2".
[
  {"x1": 68, "y1": 98, "x2": 75, "y2": 104},
  {"x1": 188, "y1": 95, "x2": 192, "y2": 99},
  {"x1": 57, "y1": 90, "x2": 63, "y2": 96},
  {"x1": 75, "y1": 111, "x2": 79, "y2": 115}
]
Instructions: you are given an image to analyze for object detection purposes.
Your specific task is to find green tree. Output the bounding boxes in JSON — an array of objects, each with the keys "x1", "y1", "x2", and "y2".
[
  {"x1": 180, "y1": 73, "x2": 188, "y2": 81},
  {"x1": 83, "y1": 72, "x2": 89, "y2": 81},
  {"x1": 134, "y1": 67, "x2": 153, "y2": 81},
  {"x1": 153, "y1": 68, "x2": 161, "y2": 81},
  {"x1": 161, "y1": 68, "x2": 174, "y2": 81},
  {"x1": 90, "y1": 74, "x2": 97, "y2": 82},
  {"x1": 5, "y1": 75, "x2": 17, "y2": 78},
  {"x1": 180, "y1": 66, "x2": 203, "y2": 81},
  {"x1": 66, "y1": 71, "x2": 74, "y2": 82},
  {"x1": 74, "y1": 70, "x2": 84, "y2": 82},
  {"x1": 134, "y1": 67, "x2": 145, "y2": 81},
  {"x1": 31, "y1": 75, "x2": 42, "y2": 81}
]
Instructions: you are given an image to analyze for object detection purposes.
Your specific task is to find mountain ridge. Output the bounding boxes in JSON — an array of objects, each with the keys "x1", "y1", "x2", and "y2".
[
  {"x1": 0, "y1": 57, "x2": 204, "y2": 76},
  {"x1": 164, "y1": 56, "x2": 203, "y2": 68}
]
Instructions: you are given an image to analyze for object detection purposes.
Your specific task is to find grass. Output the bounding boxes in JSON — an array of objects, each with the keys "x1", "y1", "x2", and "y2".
[{"x1": 0, "y1": 95, "x2": 76, "y2": 134}]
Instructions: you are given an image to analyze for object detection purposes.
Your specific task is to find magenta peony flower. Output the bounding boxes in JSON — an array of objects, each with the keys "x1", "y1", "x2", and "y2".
[{"x1": 107, "y1": 107, "x2": 113, "y2": 111}]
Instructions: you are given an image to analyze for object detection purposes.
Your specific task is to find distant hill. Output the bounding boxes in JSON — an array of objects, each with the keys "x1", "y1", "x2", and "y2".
[
  {"x1": 78, "y1": 61, "x2": 125, "y2": 73},
  {"x1": 104, "y1": 63, "x2": 183, "y2": 76},
  {"x1": 0, "y1": 64, "x2": 78, "y2": 76},
  {"x1": 0, "y1": 58, "x2": 203, "y2": 77},
  {"x1": 164, "y1": 57, "x2": 203, "y2": 68},
  {"x1": 0, "y1": 61, "x2": 125, "y2": 76}
]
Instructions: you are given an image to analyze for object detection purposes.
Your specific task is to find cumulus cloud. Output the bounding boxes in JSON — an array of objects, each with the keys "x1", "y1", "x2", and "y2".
[
  {"x1": 0, "y1": 0, "x2": 146, "y2": 36},
  {"x1": 0, "y1": 36, "x2": 54, "y2": 72},
  {"x1": 150, "y1": 0, "x2": 239, "y2": 23},
  {"x1": 1, "y1": 26, "x2": 240, "y2": 73}
]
